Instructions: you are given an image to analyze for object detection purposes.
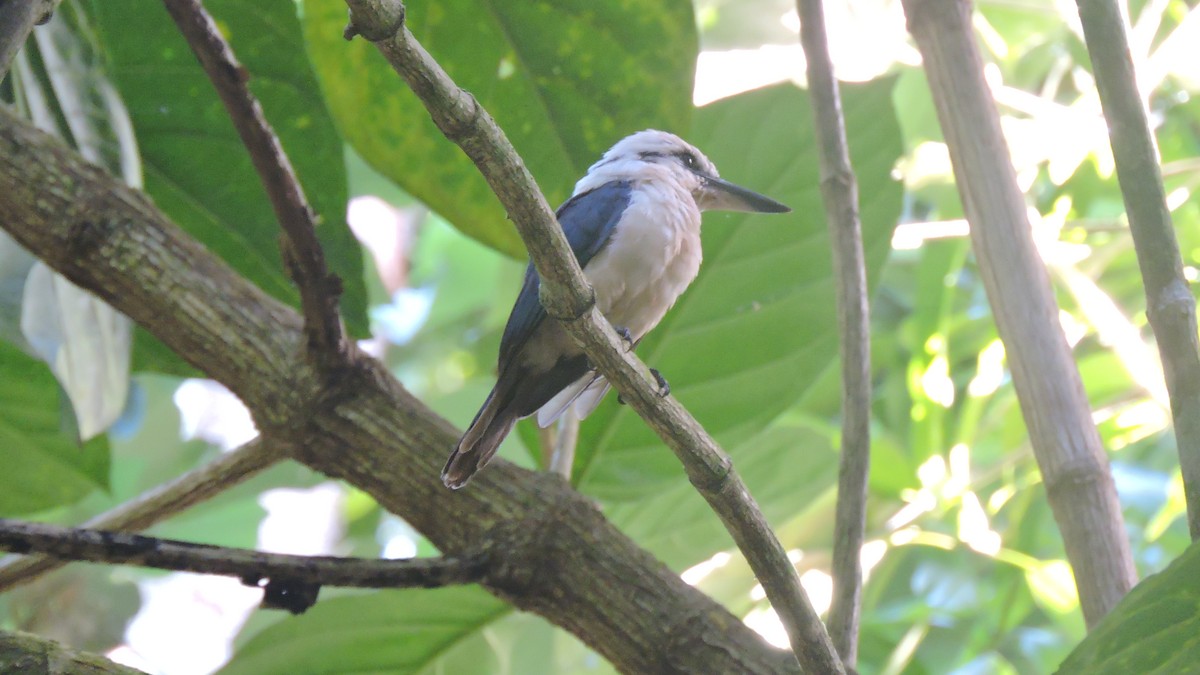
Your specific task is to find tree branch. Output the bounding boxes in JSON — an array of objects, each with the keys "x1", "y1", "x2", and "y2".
[
  {"x1": 0, "y1": 105, "x2": 799, "y2": 674},
  {"x1": 0, "y1": 518, "x2": 488, "y2": 614},
  {"x1": 901, "y1": 0, "x2": 1136, "y2": 627},
  {"x1": 0, "y1": 439, "x2": 282, "y2": 592},
  {"x1": 1, "y1": 630, "x2": 146, "y2": 675},
  {"x1": 341, "y1": 3, "x2": 841, "y2": 671},
  {"x1": 1074, "y1": 0, "x2": 1200, "y2": 541},
  {"x1": 796, "y1": 0, "x2": 872, "y2": 665},
  {"x1": 161, "y1": 0, "x2": 346, "y2": 363}
]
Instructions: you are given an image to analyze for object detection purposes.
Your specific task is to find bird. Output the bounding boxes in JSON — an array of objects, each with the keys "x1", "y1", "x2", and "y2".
[{"x1": 442, "y1": 129, "x2": 790, "y2": 489}]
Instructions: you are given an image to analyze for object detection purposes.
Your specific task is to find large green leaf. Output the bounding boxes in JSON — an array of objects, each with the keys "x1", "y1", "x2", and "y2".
[
  {"x1": 1056, "y1": 541, "x2": 1200, "y2": 673},
  {"x1": 300, "y1": 0, "x2": 696, "y2": 257},
  {"x1": 0, "y1": 341, "x2": 109, "y2": 515},
  {"x1": 609, "y1": 414, "x2": 839, "y2": 570},
  {"x1": 221, "y1": 586, "x2": 511, "y2": 675},
  {"x1": 92, "y1": 0, "x2": 368, "y2": 375},
  {"x1": 573, "y1": 81, "x2": 904, "y2": 500}
]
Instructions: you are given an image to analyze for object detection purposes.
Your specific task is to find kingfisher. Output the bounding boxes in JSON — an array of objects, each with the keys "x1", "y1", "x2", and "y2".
[{"x1": 442, "y1": 130, "x2": 790, "y2": 489}]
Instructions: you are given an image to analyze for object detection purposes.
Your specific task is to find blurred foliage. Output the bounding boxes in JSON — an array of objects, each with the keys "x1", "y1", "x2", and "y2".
[{"x1": 0, "y1": 0, "x2": 1198, "y2": 673}]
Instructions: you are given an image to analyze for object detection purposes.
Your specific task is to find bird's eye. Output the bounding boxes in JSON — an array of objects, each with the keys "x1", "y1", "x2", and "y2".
[{"x1": 678, "y1": 152, "x2": 699, "y2": 170}]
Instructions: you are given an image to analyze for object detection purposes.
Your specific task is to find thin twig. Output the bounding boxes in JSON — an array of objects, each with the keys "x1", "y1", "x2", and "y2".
[
  {"x1": 796, "y1": 0, "x2": 871, "y2": 665},
  {"x1": 0, "y1": 519, "x2": 489, "y2": 593},
  {"x1": 0, "y1": 0, "x2": 57, "y2": 78},
  {"x1": 0, "y1": 439, "x2": 282, "y2": 592},
  {"x1": 901, "y1": 0, "x2": 1135, "y2": 627},
  {"x1": 161, "y1": 0, "x2": 345, "y2": 363},
  {"x1": 342, "y1": 2, "x2": 842, "y2": 670},
  {"x1": 1074, "y1": 0, "x2": 1200, "y2": 541}
]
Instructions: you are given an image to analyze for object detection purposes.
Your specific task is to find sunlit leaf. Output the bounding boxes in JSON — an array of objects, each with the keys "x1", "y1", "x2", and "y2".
[{"x1": 300, "y1": 0, "x2": 696, "y2": 257}]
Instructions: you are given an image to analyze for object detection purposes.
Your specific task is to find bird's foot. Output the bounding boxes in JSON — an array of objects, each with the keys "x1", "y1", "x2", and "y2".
[
  {"x1": 617, "y1": 368, "x2": 670, "y2": 405},
  {"x1": 649, "y1": 368, "x2": 670, "y2": 397},
  {"x1": 614, "y1": 326, "x2": 635, "y2": 351}
]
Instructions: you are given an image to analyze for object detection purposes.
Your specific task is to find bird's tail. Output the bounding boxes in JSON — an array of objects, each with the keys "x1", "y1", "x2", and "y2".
[{"x1": 442, "y1": 387, "x2": 517, "y2": 489}]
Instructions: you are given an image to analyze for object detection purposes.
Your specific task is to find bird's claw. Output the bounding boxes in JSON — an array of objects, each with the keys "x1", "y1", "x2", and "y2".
[
  {"x1": 616, "y1": 368, "x2": 670, "y2": 405},
  {"x1": 649, "y1": 368, "x2": 670, "y2": 397},
  {"x1": 615, "y1": 326, "x2": 635, "y2": 351}
]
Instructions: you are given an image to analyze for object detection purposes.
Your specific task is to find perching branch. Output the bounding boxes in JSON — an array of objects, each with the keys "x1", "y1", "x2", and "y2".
[
  {"x1": 0, "y1": 439, "x2": 282, "y2": 592},
  {"x1": 796, "y1": 0, "x2": 872, "y2": 665},
  {"x1": 1, "y1": 630, "x2": 147, "y2": 675},
  {"x1": 0, "y1": 0, "x2": 57, "y2": 78},
  {"x1": 1074, "y1": 0, "x2": 1200, "y2": 541},
  {"x1": 161, "y1": 0, "x2": 346, "y2": 363},
  {"x1": 342, "y1": 2, "x2": 841, "y2": 671},
  {"x1": 0, "y1": 519, "x2": 488, "y2": 614},
  {"x1": 0, "y1": 105, "x2": 799, "y2": 675},
  {"x1": 901, "y1": 0, "x2": 1136, "y2": 627}
]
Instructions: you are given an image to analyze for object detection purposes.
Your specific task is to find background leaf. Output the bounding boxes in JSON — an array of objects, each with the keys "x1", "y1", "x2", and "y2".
[
  {"x1": 220, "y1": 586, "x2": 511, "y2": 675},
  {"x1": 0, "y1": 341, "x2": 109, "y2": 515},
  {"x1": 300, "y1": 0, "x2": 697, "y2": 256},
  {"x1": 571, "y1": 81, "x2": 904, "y2": 500},
  {"x1": 92, "y1": 0, "x2": 368, "y2": 376}
]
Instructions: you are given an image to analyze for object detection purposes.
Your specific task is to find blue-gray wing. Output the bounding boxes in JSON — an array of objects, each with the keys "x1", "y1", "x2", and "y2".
[{"x1": 497, "y1": 180, "x2": 633, "y2": 369}]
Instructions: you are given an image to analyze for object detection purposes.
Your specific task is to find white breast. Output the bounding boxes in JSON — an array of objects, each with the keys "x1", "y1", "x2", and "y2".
[{"x1": 583, "y1": 182, "x2": 703, "y2": 341}]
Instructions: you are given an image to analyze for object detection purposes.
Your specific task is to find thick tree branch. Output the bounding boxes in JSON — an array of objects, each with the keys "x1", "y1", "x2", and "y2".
[
  {"x1": 0, "y1": 439, "x2": 282, "y2": 592},
  {"x1": 161, "y1": 0, "x2": 345, "y2": 363},
  {"x1": 342, "y1": 3, "x2": 840, "y2": 671},
  {"x1": 0, "y1": 518, "x2": 488, "y2": 612},
  {"x1": 0, "y1": 106, "x2": 798, "y2": 674},
  {"x1": 1074, "y1": 0, "x2": 1200, "y2": 540},
  {"x1": 902, "y1": 0, "x2": 1135, "y2": 627},
  {"x1": 796, "y1": 0, "x2": 871, "y2": 665},
  {"x1": 0, "y1": 0, "x2": 56, "y2": 78},
  {"x1": 1, "y1": 630, "x2": 146, "y2": 675}
]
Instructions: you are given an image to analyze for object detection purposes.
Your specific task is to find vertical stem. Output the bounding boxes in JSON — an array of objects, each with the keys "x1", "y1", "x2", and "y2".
[
  {"x1": 902, "y1": 0, "x2": 1136, "y2": 627},
  {"x1": 1074, "y1": 0, "x2": 1200, "y2": 541},
  {"x1": 796, "y1": 0, "x2": 871, "y2": 665}
]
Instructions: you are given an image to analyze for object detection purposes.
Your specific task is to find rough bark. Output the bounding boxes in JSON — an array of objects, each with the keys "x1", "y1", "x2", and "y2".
[
  {"x1": 0, "y1": 107, "x2": 798, "y2": 673},
  {"x1": 0, "y1": 630, "x2": 146, "y2": 675}
]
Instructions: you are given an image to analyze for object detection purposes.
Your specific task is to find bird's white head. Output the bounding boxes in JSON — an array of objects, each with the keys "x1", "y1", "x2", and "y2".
[{"x1": 575, "y1": 129, "x2": 791, "y2": 214}]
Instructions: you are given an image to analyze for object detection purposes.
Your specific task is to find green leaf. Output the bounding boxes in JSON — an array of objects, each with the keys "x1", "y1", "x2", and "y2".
[
  {"x1": 92, "y1": 0, "x2": 368, "y2": 375},
  {"x1": 300, "y1": 0, "x2": 696, "y2": 257},
  {"x1": 573, "y1": 81, "x2": 905, "y2": 499},
  {"x1": 609, "y1": 414, "x2": 839, "y2": 570},
  {"x1": 221, "y1": 586, "x2": 511, "y2": 675},
  {"x1": 0, "y1": 341, "x2": 109, "y2": 515},
  {"x1": 1056, "y1": 541, "x2": 1200, "y2": 674}
]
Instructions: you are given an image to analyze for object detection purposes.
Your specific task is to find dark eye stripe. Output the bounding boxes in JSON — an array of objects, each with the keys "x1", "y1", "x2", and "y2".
[{"x1": 674, "y1": 151, "x2": 700, "y2": 170}]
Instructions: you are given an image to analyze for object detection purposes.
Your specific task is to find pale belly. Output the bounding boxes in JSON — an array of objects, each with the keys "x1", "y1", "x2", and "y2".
[{"x1": 583, "y1": 190, "x2": 702, "y2": 341}]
